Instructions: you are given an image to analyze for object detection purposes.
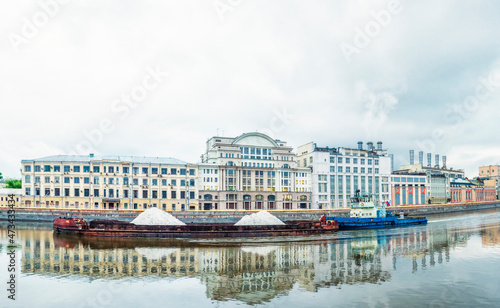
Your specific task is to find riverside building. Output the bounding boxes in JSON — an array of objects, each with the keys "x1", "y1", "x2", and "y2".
[
  {"x1": 198, "y1": 132, "x2": 312, "y2": 210},
  {"x1": 297, "y1": 141, "x2": 392, "y2": 209},
  {"x1": 398, "y1": 153, "x2": 465, "y2": 204},
  {"x1": 20, "y1": 155, "x2": 198, "y2": 211}
]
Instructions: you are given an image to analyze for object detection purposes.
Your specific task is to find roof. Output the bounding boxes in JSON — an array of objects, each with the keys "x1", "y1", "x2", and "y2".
[{"x1": 21, "y1": 155, "x2": 192, "y2": 166}]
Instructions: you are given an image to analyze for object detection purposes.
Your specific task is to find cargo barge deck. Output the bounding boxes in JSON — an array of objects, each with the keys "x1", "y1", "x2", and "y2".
[{"x1": 53, "y1": 217, "x2": 339, "y2": 238}]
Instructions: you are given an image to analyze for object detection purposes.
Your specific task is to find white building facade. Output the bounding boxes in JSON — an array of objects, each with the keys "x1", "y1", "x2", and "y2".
[
  {"x1": 198, "y1": 132, "x2": 312, "y2": 211},
  {"x1": 297, "y1": 141, "x2": 392, "y2": 209}
]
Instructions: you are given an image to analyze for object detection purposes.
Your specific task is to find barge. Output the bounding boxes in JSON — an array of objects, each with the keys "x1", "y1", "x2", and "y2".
[
  {"x1": 326, "y1": 191, "x2": 427, "y2": 230},
  {"x1": 53, "y1": 217, "x2": 339, "y2": 238}
]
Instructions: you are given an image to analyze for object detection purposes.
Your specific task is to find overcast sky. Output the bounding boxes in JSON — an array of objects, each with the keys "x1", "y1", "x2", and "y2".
[{"x1": 1, "y1": 0, "x2": 500, "y2": 179}]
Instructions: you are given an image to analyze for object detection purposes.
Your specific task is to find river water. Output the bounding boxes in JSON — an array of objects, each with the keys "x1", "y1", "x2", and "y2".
[{"x1": 1, "y1": 209, "x2": 499, "y2": 308}]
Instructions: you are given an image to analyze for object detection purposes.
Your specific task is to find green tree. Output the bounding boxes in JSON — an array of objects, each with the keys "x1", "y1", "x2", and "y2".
[
  {"x1": 0, "y1": 172, "x2": 3, "y2": 181},
  {"x1": 5, "y1": 179, "x2": 22, "y2": 189}
]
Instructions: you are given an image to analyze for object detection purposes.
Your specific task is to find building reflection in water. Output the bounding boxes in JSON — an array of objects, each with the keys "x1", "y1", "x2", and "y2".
[{"x1": 0, "y1": 224, "x2": 479, "y2": 305}]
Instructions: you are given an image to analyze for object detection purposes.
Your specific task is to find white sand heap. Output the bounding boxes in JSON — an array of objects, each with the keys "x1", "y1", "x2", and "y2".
[
  {"x1": 135, "y1": 248, "x2": 179, "y2": 260},
  {"x1": 241, "y1": 246, "x2": 278, "y2": 256},
  {"x1": 131, "y1": 208, "x2": 186, "y2": 226},
  {"x1": 234, "y1": 211, "x2": 285, "y2": 226}
]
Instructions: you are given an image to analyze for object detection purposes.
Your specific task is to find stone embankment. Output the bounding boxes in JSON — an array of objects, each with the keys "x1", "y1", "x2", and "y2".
[{"x1": 0, "y1": 201, "x2": 498, "y2": 223}]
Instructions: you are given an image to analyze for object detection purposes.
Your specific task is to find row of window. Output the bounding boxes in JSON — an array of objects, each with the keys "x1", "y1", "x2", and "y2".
[
  {"x1": 25, "y1": 176, "x2": 196, "y2": 187},
  {"x1": 25, "y1": 165, "x2": 196, "y2": 175},
  {"x1": 392, "y1": 177, "x2": 426, "y2": 183},
  {"x1": 332, "y1": 157, "x2": 379, "y2": 165},
  {"x1": 25, "y1": 187, "x2": 196, "y2": 199},
  {"x1": 331, "y1": 167, "x2": 380, "y2": 174}
]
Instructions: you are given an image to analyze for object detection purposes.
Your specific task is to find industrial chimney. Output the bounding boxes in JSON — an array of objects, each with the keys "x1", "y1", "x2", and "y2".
[
  {"x1": 442, "y1": 156, "x2": 447, "y2": 169},
  {"x1": 377, "y1": 141, "x2": 383, "y2": 150},
  {"x1": 357, "y1": 141, "x2": 363, "y2": 150},
  {"x1": 419, "y1": 151, "x2": 424, "y2": 166},
  {"x1": 427, "y1": 153, "x2": 432, "y2": 167},
  {"x1": 409, "y1": 150, "x2": 415, "y2": 165},
  {"x1": 435, "y1": 154, "x2": 440, "y2": 169},
  {"x1": 367, "y1": 141, "x2": 374, "y2": 151}
]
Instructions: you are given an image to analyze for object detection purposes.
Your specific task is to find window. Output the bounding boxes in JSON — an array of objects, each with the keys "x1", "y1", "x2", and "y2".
[
  {"x1": 124, "y1": 190, "x2": 129, "y2": 198},
  {"x1": 346, "y1": 167, "x2": 351, "y2": 173},
  {"x1": 346, "y1": 158, "x2": 350, "y2": 163},
  {"x1": 190, "y1": 179, "x2": 195, "y2": 186},
  {"x1": 123, "y1": 177, "x2": 129, "y2": 185},
  {"x1": 142, "y1": 179, "x2": 148, "y2": 185},
  {"x1": 83, "y1": 166, "x2": 90, "y2": 172},
  {"x1": 171, "y1": 179, "x2": 177, "y2": 186},
  {"x1": 25, "y1": 175, "x2": 31, "y2": 183},
  {"x1": 25, "y1": 165, "x2": 31, "y2": 172},
  {"x1": 171, "y1": 191, "x2": 177, "y2": 199},
  {"x1": 109, "y1": 178, "x2": 114, "y2": 185},
  {"x1": 25, "y1": 188, "x2": 31, "y2": 195},
  {"x1": 338, "y1": 157, "x2": 343, "y2": 163},
  {"x1": 74, "y1": 166, "x2": 80, "y2": 172},
  {"x1": 133, "y1": 190, "x2": 138, "y2": 198},
  {"x1": 64, "y1": 166, "x2": 70, "y2": 172},
  {"x1": 123, "y1": 167, "x2": 129, "y2": 173},
  {"x1": 152, "y1": 168, "x2": 158, "y2": 174},
  {"x1": 84, "y1": 189, "x2": 90, "y2": 197},
  {"x1": 54, "y1": 176, "x2": 60, "y2": 183},
  {"x1": 93, "y1": 176, "x2": 99, "y2": 184},
  {"x1": 84, "y1": 177, "x2": 90, "y2": 184},
  {"x1": 74, "y1": 189, "x2": 80, "y2": 197},
  {"x1": 171, "y1": 168, "x2": 177, "y2": 175},
  {"x1": 361, "y1": 168, "x2": 365, "y2": 173},
  {"x1": 338, "y1": 166, "x2": 343, "y2": 172},
  {"x1": 180, "y1": 191, "x2": 186, "y2": 199},
  {"x1": 152, "y1": 179, "x2": 158, "y2": 186},
  {"x1": 161, "y1": 168, "x2": 168, "y2": 175},
  {"x1": 353, "y1": 158, "x2": 358, "y2": 164},
  {"x1": 142, "y1": 167, "x2": 148, "y2": 174},
  {"x1": 64, "y1": 188, "x2": 70, "y2": 197},
  {"x1": 54, "y1": 188, "x2": 60, "y2": 197},
  {"x1": 190, "y1": 191, "x2": 195, "y2": 199},
  {"x1": 162, "y1": 191, "x2": 167, "y2": 198},
  {"x1": 353, "y1": 167, "x2": 358, "y2": 173},
  {"x1": 180, "y1": 169, "x2": 187, "y2": 175},
  {"x1": 142, "y1": 190, "x2": 148, "y2": 198},
  {"x1": 189, "y1": 169, "x2": 195, "y2": 175},
  {"x1": 93, "y1": 166, "x2": 100, "y2": 173},
  {"x1": 94, "y1": 189, "x2": 99, "y2": 197},
  {"x1": 360, "y1": 159, "x2": 365, "y2": 164},
  {"x1": 44, "y1": 165, "x2": 51, "y2": 172},
  {"x1": 368, "y1": 159, "x2": 372, "y2": 165},
  {"x1": 34, "y1": 165, "x2": 41, "y2": 172},
  {"x1": 132, "y1": 167, "x2": 139, "y2": 174},
  {"x1": 180, "y1": 180, "x2": 186, "y2": 186},
  {"x1": 45, "y1": 188, "x2": 50, "y2": 196},
  {"x1": 64, "y1": 177, "x2": 70, "y2": 183},
  {"x1": 152, "y1": 191, "x2": 158, "y2": 199},
  {"x1": 108, "y1": 166, "x2": 114, "y2": 173}
]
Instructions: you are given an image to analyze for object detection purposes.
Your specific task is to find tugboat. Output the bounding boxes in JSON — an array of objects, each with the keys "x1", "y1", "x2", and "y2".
[{"x1": 326, "y1": 190, "x2": 427, "y2": 230}]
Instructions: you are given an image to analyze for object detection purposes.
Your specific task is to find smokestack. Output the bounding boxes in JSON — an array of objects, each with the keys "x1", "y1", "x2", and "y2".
[
  {"x1": 435, "y1": 154, "x2": 440, "y2": 168},
  {"x1": 367, "y1": 141, "x2": 374, "y2": 150},
  {"x1": 442, "y1": 156, "x2": 447, "y2": 169},
  {"x1": 409, "y1": 150, "x2": 415, "y2": 165},
  {"x1": 357, "y1": 141, "x2": 363, "y2": 150},
  {"x1": 389, "y1": 154, "x2": 394, "y2": 173},
  {"x1": 419, "y1": 151, "x2": 424, "y2": 165},
  {"x1": 427, "y1": 153, "x2": 432, "y2": 167},
  {"x1": 377, "y1": 141, "x2": 382, "y2": 150}
]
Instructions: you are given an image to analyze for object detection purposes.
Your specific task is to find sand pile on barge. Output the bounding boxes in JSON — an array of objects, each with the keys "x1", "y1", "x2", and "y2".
[
  {"x1": 234, "y1": 211, "x2": 285, "y2": 226},
  {"x1": 131, "y1": 208, "x2": 186, "y2": 226}
]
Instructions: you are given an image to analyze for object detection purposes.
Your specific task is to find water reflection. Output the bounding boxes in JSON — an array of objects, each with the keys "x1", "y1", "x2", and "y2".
[{"x1": 2, "y1": 213, "x2": 499, "y2": 306}]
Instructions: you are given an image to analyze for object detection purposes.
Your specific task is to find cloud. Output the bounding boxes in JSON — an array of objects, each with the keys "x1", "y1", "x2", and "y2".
[{"x1": 1, "y1": 0, "x2": 500, "y2": 178}]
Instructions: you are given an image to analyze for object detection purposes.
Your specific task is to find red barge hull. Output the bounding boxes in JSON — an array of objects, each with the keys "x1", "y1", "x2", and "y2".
[{"x1": 53, "y1": 218, "x2": 338, "y2": 238}]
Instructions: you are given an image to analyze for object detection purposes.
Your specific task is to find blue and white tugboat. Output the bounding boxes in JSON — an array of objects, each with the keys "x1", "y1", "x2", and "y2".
[{"x1": 327, "y1": 190, "x2": 427, "y2": 230}]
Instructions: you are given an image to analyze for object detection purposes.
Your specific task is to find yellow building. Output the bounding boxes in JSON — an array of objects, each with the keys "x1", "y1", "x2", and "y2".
[{"x1": 20, "y1": 155, "x2": 198, "y2": 211}]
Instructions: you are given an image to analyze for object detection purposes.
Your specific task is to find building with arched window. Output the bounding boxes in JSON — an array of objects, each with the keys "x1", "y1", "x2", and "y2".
[{"x1": 198, "y1": 132, "x2": 312, "y2": 211}]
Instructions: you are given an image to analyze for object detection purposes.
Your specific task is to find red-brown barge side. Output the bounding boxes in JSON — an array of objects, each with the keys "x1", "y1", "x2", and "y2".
[{"x1": 53, "y1": 217, "x2": 338, "y2": 238}]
